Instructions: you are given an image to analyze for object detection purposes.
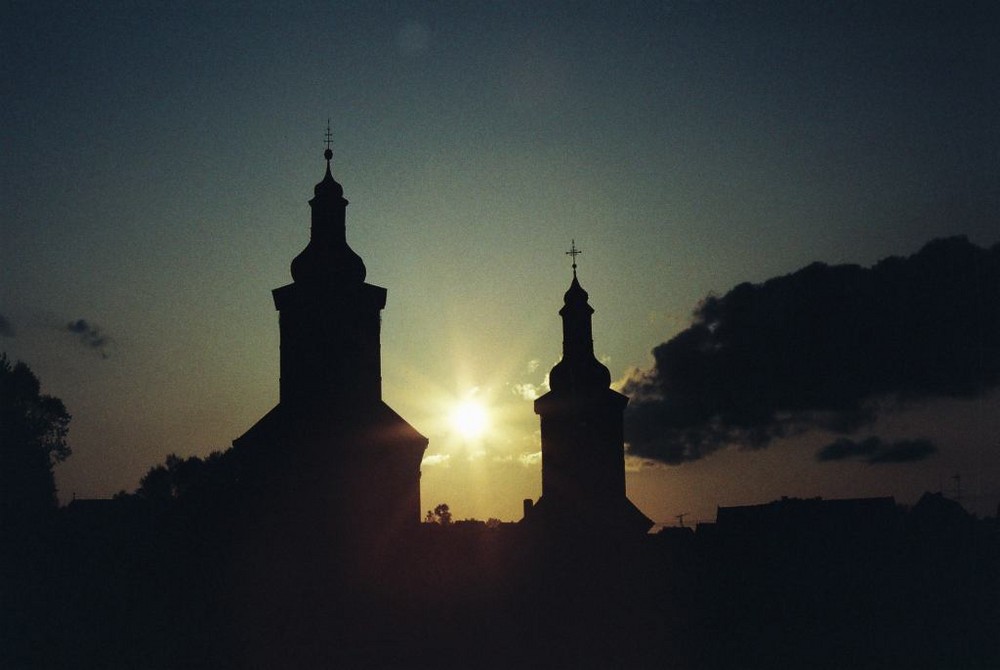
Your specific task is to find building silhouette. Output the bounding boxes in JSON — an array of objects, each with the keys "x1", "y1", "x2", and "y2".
[
  {"x1": 232, "y1": 144, "x2": 427, "y2": 546},
  {"x1": 523, "y1": 246, "x2": 653, "y2": 536},
  {"x1": 708, "y1": 495, "x2": 899, "y2": 552}
]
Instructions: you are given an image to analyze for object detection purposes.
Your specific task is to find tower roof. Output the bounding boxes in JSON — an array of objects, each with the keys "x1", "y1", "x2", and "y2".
[
  {"x1": 314, "y1": 120, "x2": 346, "y2": 200},
  {"x1": 547, "y1": 242, "x2": 611, "y2": 393},
  {"x1": 563, "y1": 274, "x2": 589, "y2": 307},
  {"x1": 314, "y1": 155, "x2": 345, "y2": 199},
  {"x1": 561, "y1": 239, "x2": 591, "y2": 310},
  {"x1": 289, "y1": 135, "x2": 365, "y2": 287}
]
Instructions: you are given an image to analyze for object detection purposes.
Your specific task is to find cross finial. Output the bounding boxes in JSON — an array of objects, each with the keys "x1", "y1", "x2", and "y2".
[
  {"x1": 566, "y1": 239, "x2": 582, "y2": 277},
  {"x1": 323, "y1": 119, "x2": 333, "y2": 161}
]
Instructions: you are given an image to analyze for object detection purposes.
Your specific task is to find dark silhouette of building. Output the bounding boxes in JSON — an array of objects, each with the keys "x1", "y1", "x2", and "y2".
[
  {"x1": 715, "y1": 496, "x2": 899, "y2": 536},
  {"x1": 523, "y1": 245, "x2": 653, "y2": 536},
  {"x1": 709, "y1": 495, "x2": 900, "y2": 556},
  {"x1": 232, "y1": 144, "x2": 427, "y2": 547}
]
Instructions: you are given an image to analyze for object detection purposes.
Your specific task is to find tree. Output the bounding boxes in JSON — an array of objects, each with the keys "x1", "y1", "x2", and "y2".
[
  {"x1": 135, "y1": 450, "x2": 232, "y2": 504},
  {"x1": 137, "y1": 463, "x2": 173, "y2": 503},
  {"x1": 426, "y1": 503, "x2": 452, "y2": 525},
  {"x1": 0, "y1": 353, "x2": 71, "y2": 523}
]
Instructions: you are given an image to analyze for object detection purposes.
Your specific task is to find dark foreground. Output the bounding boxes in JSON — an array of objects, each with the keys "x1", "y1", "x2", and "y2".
[{"x1": 4, "y1": 499, "x2": 998, "y2": 669}]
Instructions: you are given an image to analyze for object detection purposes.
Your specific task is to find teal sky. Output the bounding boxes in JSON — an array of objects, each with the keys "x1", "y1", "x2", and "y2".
[{"x1": 3, "y1": 1, "x2": 999, "y2": 522}]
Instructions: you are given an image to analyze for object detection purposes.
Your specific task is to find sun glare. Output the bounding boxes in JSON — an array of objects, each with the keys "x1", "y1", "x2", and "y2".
[{"x1": 450, "y1": 399, "x2": 489, "y2": 439}]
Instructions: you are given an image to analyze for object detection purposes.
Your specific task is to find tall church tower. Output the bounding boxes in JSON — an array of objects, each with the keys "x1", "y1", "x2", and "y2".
[
  {"x1": 233, "y1": 140, "x2": 427, "y2": 547},
  {"x1": 525, "y1": 244, "x2": 652, "y2": 536},
  {"x1": 273, "y1": 143, "x2": 384, "y2": 409}
]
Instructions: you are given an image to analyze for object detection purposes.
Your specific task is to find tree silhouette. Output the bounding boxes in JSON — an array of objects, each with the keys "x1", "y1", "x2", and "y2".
[
  {"x1": 425, "y1": 503, "x2": 452, "y2": 525},
  {"x1": 435, "y1": 503, "x2": 452, "y2": 525},
  {"x1": 0, "y1": 353, "x2": 71, "y2": 525},
  {"x1": 137, "y1": 462, "x2": 173, "y2": 503},
  {"x1": 135, "y1": 451, "x2": 229, "y2": 503}
]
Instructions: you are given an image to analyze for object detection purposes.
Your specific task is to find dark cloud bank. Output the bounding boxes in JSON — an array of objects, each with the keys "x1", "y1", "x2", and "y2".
[
  {"x1": 623, "y1": 236, "x2": 1000, "y2": 465},
  {"x1": 0, "y1": 313, "x2": 14, "y2": 338}
]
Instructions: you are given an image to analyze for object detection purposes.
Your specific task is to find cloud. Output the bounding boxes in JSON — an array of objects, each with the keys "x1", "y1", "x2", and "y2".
[
  {"x1": 623, "y1": 236, "x2": 1000, "y2": 464},
  {"x1": 816, "y1": 437, "x2": 937, "y2": 465},
  {"x1": 65, "y1": 319, "x2": 111, "y2": 358},
  {"x1": 510, "y1": 362, "x2": 552, "y2": 400},
  {"x1": 518, "y1": 451, "x2": 542, "y2": 466},
  {"x1": 867, "y1": 439, "x2": 938, "y2": 464},
  {"x1": 421, "y1": 453, "x2": 451, "y2": 467},
  {"x1": 511, "y1": 382, "x2": 542, "y2": 401},
  {"x1": 624, "y1": 455, "x2": 663, "y2": 473},
  {"x1": 0, "y1": 313, "x2": 13, "y2": 337}
]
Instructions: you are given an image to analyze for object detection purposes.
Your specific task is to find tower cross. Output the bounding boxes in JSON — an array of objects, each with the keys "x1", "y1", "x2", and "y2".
[
  {"x1": 323, "y1": 119, "x2": 334, "y2": 162},
  {"x1": 324, "y1": 119, "x2": 333, "y2": 151},
  {"x1": 566, "y1": 239, "x2": 582, "y2": 276}
]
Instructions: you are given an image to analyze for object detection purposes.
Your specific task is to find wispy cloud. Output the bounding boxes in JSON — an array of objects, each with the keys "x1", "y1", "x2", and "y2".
[
  {"x1": 510, "y1": 361, "x2": 551, "y2": 401},
  {"x1": 421, "y1": 453, "x2": 451, "y2": 467},
  {"x1": 817, "y1": 437, "x2": 937, "y2": 465},
  {"x1": 518, "y1": 451, "x2": 541, "y2": 466},
  {"x1": 65, "y1": 318, "x2": 111, "y2": 358},
  {"x1": 511, "y1": 382, "x2": 542, "y2": 401},
  {"x1": 0, "y1": 313, "x2": 13, "y2": 338},
  {"x1": 624, "y1": 455, "x2": 662, "y2": 473}
]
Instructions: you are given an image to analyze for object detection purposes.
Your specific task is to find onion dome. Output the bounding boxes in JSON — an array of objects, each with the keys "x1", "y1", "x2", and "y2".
[
  {"x1": 289, "y1": 147, "x2": 366, "y2": 287},
  {"x1": 548, "y1": 258, "x2": 612, "y2": 393},
  {"x1": 314, "y1": 148, "x2": 345, "y2": 199}
]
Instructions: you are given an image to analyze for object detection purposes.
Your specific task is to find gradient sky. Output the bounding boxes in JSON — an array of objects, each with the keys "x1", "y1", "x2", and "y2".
[{"x1": 3, "y1": 1, "x2": 999, "y2": 523}]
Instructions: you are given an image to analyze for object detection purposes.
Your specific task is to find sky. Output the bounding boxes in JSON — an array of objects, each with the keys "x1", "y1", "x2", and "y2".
[{"x1": 3, "y1": 1, "x2": 999, "y2": 524}]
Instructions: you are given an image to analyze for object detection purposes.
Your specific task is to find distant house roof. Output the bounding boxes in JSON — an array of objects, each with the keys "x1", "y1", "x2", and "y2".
[{"x1": 715, "y1": 496, "x2": 898, "y2": 536}]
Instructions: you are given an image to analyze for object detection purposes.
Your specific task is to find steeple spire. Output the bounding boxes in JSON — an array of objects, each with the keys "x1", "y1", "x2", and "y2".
[
  {"x1": 315, "y1": 119, "x2": 342, "y2": 198},
  {"x1": 548, "y1": 241, "x2": 611, "y2": 393},
  {"x1": 288, "y1": 128, "x2": 364, "y2": 286},
  {"x1": 324, "y1": 118, "x2": 334, "y2": 162}
]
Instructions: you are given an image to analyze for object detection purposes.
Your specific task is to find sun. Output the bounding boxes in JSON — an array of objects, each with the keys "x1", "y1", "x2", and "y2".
[{"x1": 450, "y1": 399, "x2": 489, "y2": 439}]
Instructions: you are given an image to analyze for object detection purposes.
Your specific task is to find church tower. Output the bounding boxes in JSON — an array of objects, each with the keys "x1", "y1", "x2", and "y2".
[
  {"x1": 272, "y1": 142, "x2": 384, "y2": 409},
  {"x1": 233, "y1": 138, "x2": 427, "y2": 548},
  {"x1": 525, "y1": 243, "x2": 652, "y2": 536}
]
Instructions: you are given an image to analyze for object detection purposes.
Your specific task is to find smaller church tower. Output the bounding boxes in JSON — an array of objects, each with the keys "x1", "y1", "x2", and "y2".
[{"x1": 525, "y1": 243, "x2": 652, "y2": 536}]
